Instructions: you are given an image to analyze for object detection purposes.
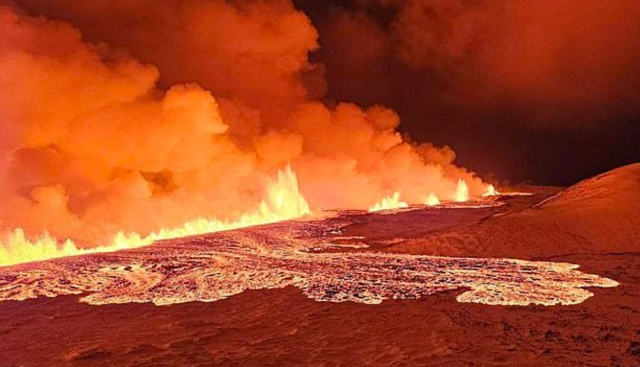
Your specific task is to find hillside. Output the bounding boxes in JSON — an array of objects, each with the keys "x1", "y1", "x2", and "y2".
[{"x1": 385, "y1": 164, "x2": 640, "y2": 259}]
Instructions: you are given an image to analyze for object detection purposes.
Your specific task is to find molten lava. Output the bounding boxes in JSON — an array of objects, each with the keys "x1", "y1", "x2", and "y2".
[
  {"x1": 0, "y1": 214, "x2": 619, "y2": 307},
  {"x1": 425, "y1": 193, "x2": 441, "y2": 206},
  {"x1": 484, "y1": 184, "x2": 500, "y2": 197},
  {"x1": 454, "y1": 179, "x2": 470, "y2": 202},
  {"x1": 0, "y1": 166, "x2": 310, "y2": 267},
  {"x1": 368, "y1": 192, "x2": 409, "y2": 212}
]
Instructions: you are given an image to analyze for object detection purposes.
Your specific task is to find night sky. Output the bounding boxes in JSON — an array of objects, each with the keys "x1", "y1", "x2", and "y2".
[{"x1": 295, "y1": 0, "x2": 640, "y2": 185}]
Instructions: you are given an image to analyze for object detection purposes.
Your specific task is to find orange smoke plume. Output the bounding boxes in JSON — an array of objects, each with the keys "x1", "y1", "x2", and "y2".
[
  {"x1": 0, "y1": 165, "x2": 310, "y2": 265},
  {"x1": 0, "y1": 2, "x2": 492, "y2": 265}
]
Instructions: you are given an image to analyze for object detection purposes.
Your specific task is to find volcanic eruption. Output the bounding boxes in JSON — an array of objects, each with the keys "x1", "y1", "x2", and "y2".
[
  {"x1": 0, "y1": 1, "x2": 493, "y2": 266},
  {"x1": 1, "y1": 1, "x2": 639, "y2": 366}
]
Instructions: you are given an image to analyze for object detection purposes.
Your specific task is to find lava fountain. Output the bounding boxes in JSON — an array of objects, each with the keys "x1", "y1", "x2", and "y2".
[
  {"x1": 425, "y1": 193, "x2": 441, "y2": 206},
  {"x1": 368, "y1": 192, "x2": 409, "y2": 212},
  {"x1": 0, "y1": 166, "x2": 310, "y2": 267},
  {"x1": 454, "y1": 179, "x2": 470, "y2": 202}
]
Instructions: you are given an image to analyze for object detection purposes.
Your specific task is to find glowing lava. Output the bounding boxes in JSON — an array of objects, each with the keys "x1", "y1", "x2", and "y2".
[
  {"x1": 0, "y1": 166, "x2": 311, "y2": 267},
  {"x1": 369, "y1": 192, "x2": 409, "y2": 212},
  {"x1": 425, "y1": 193, "x2": 441, "y2": 206},
  {"x1": 484, "y1": 184, "x2": 500, "y2": 197},
  {"x1": 0, "y1": 216, "x2": 618, "y2": 307},
  {"x1": 454, "y1": 179, "x2": 470, "y2": 202}
]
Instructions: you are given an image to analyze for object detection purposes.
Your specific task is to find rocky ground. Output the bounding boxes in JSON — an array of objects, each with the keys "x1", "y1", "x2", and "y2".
[{"x1": 1, "y1": 164, "x2": 639, "y2": 366}]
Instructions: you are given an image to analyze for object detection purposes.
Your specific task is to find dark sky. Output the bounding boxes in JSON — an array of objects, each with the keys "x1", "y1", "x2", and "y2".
[{"x1": 295, "y1": 0, "x2": 640, "y2": 185}]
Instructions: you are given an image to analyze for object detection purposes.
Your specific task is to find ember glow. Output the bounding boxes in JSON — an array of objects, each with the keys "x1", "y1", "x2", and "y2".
[{"x1": 0, "y1": 216, "x2": 618, "y2": 307}]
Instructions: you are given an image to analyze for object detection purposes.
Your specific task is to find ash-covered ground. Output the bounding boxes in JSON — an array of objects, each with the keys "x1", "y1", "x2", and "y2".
[{"x1": 1, "y1": 164, "x2": 639, "y2": 366}]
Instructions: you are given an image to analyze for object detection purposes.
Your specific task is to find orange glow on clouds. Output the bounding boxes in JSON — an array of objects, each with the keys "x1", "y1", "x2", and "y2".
[{"x1": 0, "y1": 3, "x2": 496, "y2": 264}]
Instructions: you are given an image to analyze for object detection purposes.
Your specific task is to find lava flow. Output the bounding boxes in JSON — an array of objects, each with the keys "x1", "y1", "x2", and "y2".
[{"x1": 0, "y1": 214, "x2": 618, "y2": 307}]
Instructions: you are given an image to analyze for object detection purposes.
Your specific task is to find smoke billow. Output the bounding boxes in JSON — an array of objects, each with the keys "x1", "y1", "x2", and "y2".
[
  {"x1": 312, "y1": 0, "x2": 640, "y2": 130},
  {"x1": 0, "y1": 1, "x2": 485, "y2": 248}
]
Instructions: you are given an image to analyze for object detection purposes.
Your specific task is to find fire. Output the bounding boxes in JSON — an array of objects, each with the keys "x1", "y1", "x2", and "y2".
[
  {"x1": 483, "y1": 184, "x2": 500, "y2": 197},
  {"x1": 454, "y1": 179, "x2": 470, "y2": 202},
  {"x1": 0, "y1": 5, "x2": 498, "y2": 269},
  {"x1": 0, "y1": 166, "x2": 310, "y2": 267},
  {"x1": 425, "y1": 193, "x2": 440, "y2": 206},
  {"x1": 0, "y1": 213, "x2": 619, "y2": 307},
  {"x1": 369, "y1": 192, "x2": 409, "y2": 212}
]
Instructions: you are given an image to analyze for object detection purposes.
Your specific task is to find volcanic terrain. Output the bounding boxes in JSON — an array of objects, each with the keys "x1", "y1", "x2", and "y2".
[{"x1": 1, "y1": 164, "x2": 639, "y2": 366}]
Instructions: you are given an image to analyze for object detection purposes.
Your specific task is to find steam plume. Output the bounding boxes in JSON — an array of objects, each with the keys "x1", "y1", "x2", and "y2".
[{"x1": 0, "y1": 1, "x2": 486, "y2": 252}]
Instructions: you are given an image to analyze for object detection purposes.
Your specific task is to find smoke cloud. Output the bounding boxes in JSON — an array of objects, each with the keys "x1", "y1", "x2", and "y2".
[
  {"x1": 0, "y1": 1, "x2": 485, "y2": 247},
  {"x1": 312, "y1": 0, "x2": 640, "y2": 130}
]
